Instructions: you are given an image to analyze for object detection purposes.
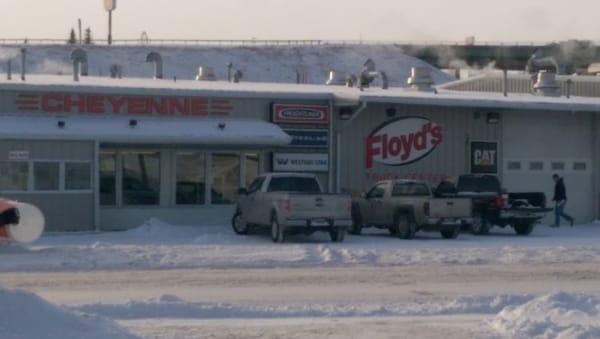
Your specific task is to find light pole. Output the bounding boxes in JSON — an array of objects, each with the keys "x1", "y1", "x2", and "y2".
[{"x1": 104, "y1": 0, "x2": 117, "y2": 45}]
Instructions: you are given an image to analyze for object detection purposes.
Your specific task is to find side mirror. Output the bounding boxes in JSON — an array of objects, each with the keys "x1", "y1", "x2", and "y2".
[{"x1": 238, "y1": 188, "x2": 248, "y2": 195}]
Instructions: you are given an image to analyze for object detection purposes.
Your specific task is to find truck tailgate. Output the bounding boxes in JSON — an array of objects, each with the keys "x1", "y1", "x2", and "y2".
[
  {"x1": 429, "y1": 198, "x2": 472, "y2": 218},
  {"x1": 288, "y1": 194, "x2": 350, "y2": 220}
]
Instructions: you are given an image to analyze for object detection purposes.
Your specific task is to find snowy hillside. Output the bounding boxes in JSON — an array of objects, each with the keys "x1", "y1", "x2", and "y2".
[{"x1": 0, "y1": 44, "x2": 452, "y2": 86}]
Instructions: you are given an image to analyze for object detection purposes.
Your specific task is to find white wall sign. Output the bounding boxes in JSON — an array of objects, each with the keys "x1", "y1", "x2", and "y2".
[
  {"x1": 272, "y1": 153, "x2": 328, "y2": 172},
  {"x1": 8, "y1": 150, "x2": 29, "y2": 161}
]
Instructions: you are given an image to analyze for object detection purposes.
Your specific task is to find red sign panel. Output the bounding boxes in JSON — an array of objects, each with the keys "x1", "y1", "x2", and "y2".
[
  {"x1": 366, "y1": 117, "x2": 443, "y2": 169},
  {"x1": 14, "y1": 93, "x2": 233, "y2": 117},
  {"x1": 272, "y1": 103, "x2": 329, "y2": 125}
]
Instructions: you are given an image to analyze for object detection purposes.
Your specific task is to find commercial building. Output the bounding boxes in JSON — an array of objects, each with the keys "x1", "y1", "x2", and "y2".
[{"x1": 1, "y1": 58, "x2": 600, "y2": 231}]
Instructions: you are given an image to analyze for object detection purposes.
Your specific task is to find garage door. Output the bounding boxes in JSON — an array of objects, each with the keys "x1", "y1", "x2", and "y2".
[{"x1": 502, "y1": 111, "x2": 593, "y2": 224}]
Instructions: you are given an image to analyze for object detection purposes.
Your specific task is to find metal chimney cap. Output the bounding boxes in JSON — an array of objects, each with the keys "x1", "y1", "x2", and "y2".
[
  {"x1": 407, "y1": 67, "x2": 435, "y2": 91},
  {"x1": 533, "y1": 70, "x2": 560, "y2": 97},
  {"x1": 196, "y1": 66, "x2": 217, "y2": 81},
  {"x1": 326, "y1": 70, "x2": 349, "y2": 86}
]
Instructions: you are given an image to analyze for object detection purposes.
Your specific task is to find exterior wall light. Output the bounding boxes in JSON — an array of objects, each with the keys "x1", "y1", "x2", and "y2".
[
  {"x1": 129, "y1": 119, "x2": 138, "y2": 128},
  {"x1": 57, "y1": 120, "x2": 66, "y2": 128},
  {"x1": 486, "y1": 112, "x2": 500, "y2": 125}
]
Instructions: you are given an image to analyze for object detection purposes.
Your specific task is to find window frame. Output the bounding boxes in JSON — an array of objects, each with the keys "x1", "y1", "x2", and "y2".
[
  {"x1": 0, "y1": 160, "x2": 30, "y2": 192},
  {"x1": 64, "y1": 161, "x2": 93, "y2": 192}
]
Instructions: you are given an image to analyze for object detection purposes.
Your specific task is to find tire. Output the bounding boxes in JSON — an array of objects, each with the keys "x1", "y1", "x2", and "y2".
[
  {"x1": 441, "y1": 226, "x2": 460, "y2": 239},
  {"x1": 349, "y1": 207, "x2": 363, "y2": 235},
  {"x1": 231, "y1": 210, "x2": 250, "y2": 235},
  {"x1": 394, "y1": 212, "x2": 416, "y2": 239},
  {"x1": 271, "y1": 214, "x2": 285, "y2": 243},
  {"x1": 514, "y1": 222, "x2": 534, "y2": 236},
  {"x1": 330, "y1": 227, "x2": 346, "y2": 242},
  {"x1": 471, "y1": 216, "x2": 490, "y2": 235}
]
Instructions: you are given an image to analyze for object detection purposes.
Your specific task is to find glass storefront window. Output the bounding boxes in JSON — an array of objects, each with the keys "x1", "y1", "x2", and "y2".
[
  {"x1": 245, "y1": 153, "x2": 259, "y2": 189},
  {"x1": 176, "y1": 152, "x2": 206, "y2": 205},
  {"x1": 211, "y1": 153, "x2": 240, "y2": 204},
  {"x1": 0, "y1": 162, "x2": 28, "y2": 191},
  {"x1": 100, "y1": 152, "x2": 116, "y2": 206},
  {"x1": 65, "y1": 162, "x2": 91, "y2": 191},
  {"x1": 33, "y1": 161, "x2": 60, "y2": 191},
  {"x1": 122, "y1": 152, "x2": 160, "y2": 205}
]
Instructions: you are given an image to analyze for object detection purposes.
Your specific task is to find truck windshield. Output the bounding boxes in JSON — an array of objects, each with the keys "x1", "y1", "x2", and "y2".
[
  {"x1": 457, "y1": 176, "x2": 501, "y2": 194},
  {"x1": 268, "y1": 177, "x2": 322, "y2": 194}
]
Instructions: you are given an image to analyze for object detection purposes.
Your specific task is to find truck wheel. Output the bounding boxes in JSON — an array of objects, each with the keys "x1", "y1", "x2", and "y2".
[
  {"x1": 330, "y1": 227, "x2": 346, "y2": 242},
  {"x1": 441, "y1": 226, "x2": 460, "y2": 239},
  {"x1": 395, "y1": 213, "x2": 416, "y2": 240},
  {"x1": 514, "y1": 222, "x2": 534, "y2": 235},
  {"x1": 232, "y1": 210, "x2": 250, "y2": 235},
  {"x1": 471, "y1": 216, "x2": 490, "y2": 235},
  {"x1": 271, "y1": 214, "x2": 285, "y2": 243}
]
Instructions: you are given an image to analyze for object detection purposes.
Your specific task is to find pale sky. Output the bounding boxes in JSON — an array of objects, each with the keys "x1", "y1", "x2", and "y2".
[{"x1": 2, "y1": 0, "x2": 599, "y2": 42}]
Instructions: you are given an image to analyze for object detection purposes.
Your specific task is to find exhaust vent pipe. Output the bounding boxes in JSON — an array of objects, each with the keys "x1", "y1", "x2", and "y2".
[
  {"x1": 357, "y1": 59, "x2": 389, "y2": 90},
  {"x1": 109, "y1": 64, "x2": 122, "y2": 78},
  {"x1": 326, "y1": 70, "x2": 348, "y2": 86},
  {"x1": 407, "y1": 67, "x2": 435, "y2": 92},
  {"x1": 526, "y1": 50, "x2": 562, "y2": 74},
  {"x1": 232, "y1": 70, "x2": 243, "y2": 83},
  {"x1": 70, "y1": 48, "x2": 88, "y2": 82},
  {"x1": 196, "y1": 66, "x2": 216, "y2": 81},
  {"x1": 145, "y1": 52, "x2": 163, "y2": 79},
  {"x1": 6, "y1": 60, "x2": 11, "y2": 80},
  {"x1": 532, "y1": 70, "x2": 561, "y2": 97},
  {"x1": 20, "y1": 48, "x2": 26, "y2": 81}
]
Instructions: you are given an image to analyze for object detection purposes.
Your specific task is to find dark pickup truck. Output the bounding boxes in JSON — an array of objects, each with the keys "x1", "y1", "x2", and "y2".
[{"x1": 435, "y1": 174, "x2": 551, "y2": 235}]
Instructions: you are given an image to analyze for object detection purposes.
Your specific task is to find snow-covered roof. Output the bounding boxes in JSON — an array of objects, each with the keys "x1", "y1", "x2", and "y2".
[
  {"x1": 0, "y1": 114, "x2": 292, "y2": 146},
  {"x1": 2, "y1": 74, "x2": 600, "y2": 113}
]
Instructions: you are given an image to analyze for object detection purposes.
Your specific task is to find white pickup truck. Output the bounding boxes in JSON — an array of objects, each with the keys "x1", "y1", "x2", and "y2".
[
  {"x1": 352, "y1": 180, "x2": 472, "y2": 239},
  {"x1": 232, "y1": 173, "x2": 352, "y2": 243}
]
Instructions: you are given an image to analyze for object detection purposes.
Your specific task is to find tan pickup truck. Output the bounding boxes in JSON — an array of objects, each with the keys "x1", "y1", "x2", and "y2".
[
  {"x1": 232, "y1": 173, "x2": 352, "y2": 243},
  {"x1": 351, "y1": 180, "x2": 472, "y2": 239}
]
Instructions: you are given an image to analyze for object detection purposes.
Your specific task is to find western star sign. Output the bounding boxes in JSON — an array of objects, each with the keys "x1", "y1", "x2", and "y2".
[{"x1": 14, "y1": 93, "x2": 233, "y2": 116}]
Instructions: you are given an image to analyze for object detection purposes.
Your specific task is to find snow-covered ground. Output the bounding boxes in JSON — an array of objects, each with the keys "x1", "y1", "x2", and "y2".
[
  {"x1": 0, "y1": 44, "x2": 453, "y2": 86},
  {"x1": 2, "y1": 220, "x2": 600, "y2": 338},
  {"x1": 2, "y1": 219, "x2": 600, "y2": 272}
]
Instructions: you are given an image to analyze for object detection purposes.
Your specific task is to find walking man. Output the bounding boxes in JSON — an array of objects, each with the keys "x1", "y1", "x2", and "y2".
[{"x1": 552, "y1": 174, "x2": 575, "y2": 227}]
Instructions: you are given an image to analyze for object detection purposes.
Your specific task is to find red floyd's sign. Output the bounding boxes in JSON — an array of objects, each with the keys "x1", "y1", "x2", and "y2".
[
  {"x1": 272, "y1": 104, "x2": 329, "y2": 125},
  {"x1": 366, "y1": 117, "x2": 443, "y2": 169}
]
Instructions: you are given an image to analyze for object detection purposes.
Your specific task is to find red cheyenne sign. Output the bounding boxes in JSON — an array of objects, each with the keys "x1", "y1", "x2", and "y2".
[
  {"x1": 272, "y1": 103, "x2": 329, "y2": 125},
  {"x1": 14, "y1": 93, "x2": 233, "y2": 117},
  {"x1": 366, "y1": 117, "x2": 443, "y2": 169}
]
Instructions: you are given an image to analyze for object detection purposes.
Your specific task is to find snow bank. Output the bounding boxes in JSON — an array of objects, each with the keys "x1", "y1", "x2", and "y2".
[
  {"x1": 71, "y1": 293, "x2": 534, "y2": 320},
  {"x1": 0, "y1": 45, "x2": 453, "y2": 86},
  {"x1": 0, "y1": 287, "x2": 137, "y2": 339},
  {"x1": 3, "y1": 221, "x2": 600, "y2": 272},
  {"x1": 490, "y1": 292, "x2": 600, "y2": 339}
]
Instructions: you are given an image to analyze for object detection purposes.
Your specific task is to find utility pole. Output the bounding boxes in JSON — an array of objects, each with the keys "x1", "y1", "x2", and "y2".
[{"x1": 104, "y1": 0, "x2": 117, "y2": 45}]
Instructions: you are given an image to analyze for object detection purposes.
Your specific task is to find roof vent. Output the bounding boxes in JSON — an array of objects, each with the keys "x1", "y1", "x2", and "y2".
[
  {"x1": 526, "y1": 49, "x2": 561, "y2": 74},
  {"x1": 357, "y1": 59, "x2": 389, "y2": 90},
  {"x1": 326, "y1": 70, "x2": 353, "y2": 86},
  {"x1": 70, "y1": 48, "x2": 88, "y2": 82},
  {"x1": 20, "y1": 48, "x2": 26, "y2": 81},
  {"x1": 532, "y1": 71, "x2": 560, "y2": 97},
  {"x1": 196, "y1": 67, "x2": 216, "y2": 81},
  {"x1": 109, "y1": 64, "x2": 122, "y2": 78},
  {"x1": 407, "y1": 67, "x2": 435, "y2": 91},
  {"x1": 232, "y1": 70, "x2": 243, "y2": 83},
  {"x1": 145, "y1": 52, "x2": 163, "y2": 79}
]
